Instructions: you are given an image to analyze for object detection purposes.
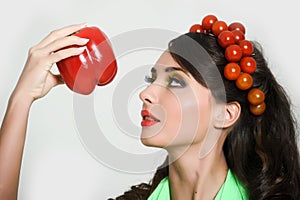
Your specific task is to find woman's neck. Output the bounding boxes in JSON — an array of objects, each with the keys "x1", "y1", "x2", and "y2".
[{"x1": 167, "y1": 143, "x2": 228, "y2": 200}]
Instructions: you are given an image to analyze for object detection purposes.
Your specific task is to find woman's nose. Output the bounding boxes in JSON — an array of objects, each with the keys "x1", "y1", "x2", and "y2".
[{"x1": 139, "y1": 84, "x2": 159, "y2": 105}]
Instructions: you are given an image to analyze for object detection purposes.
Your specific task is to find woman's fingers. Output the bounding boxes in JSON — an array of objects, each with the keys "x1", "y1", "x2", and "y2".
[
  {"x1": 36, "y1": 23, "x2": 87, "y2": 49},
  {"x1": 45, "y1": 35, "x2": 89, "y2": 56},
  {"x1": 28, "y1": 36, "x2": 88, "y2": 71},
  {"x1": 45, "y1": 73, "x2": 65, "y2": 91},
  {"x1": 49, "y1": 46, "x2": 86, "y2": 65}
]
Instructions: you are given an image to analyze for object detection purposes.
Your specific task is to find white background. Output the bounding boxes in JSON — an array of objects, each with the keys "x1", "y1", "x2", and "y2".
[{"x1": 0, "y1": 0, "x2": 299, "y2": 199}]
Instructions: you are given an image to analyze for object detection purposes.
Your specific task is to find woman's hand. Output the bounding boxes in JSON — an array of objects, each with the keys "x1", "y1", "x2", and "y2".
[{"x1": 12, "y1": 23, "x2": 89, "y2": 102}]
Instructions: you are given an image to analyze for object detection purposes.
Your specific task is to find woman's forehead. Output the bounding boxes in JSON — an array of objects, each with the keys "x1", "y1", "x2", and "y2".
[{"x1": 154, "y1": 51, "x2": 181, "y2": 68}]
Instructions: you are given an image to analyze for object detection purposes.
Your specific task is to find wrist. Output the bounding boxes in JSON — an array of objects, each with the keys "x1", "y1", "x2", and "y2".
[{"x1": 8, "y1": 90, "x2": 34, "y2": 109}]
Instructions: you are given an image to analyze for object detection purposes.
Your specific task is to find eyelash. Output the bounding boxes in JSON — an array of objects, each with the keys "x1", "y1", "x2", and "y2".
[
  {"x1": 144, "y1": 75, "x2": 186, "y2": 88},
  {"x1": 144, "y1": 75, "x2": 155, "y2": 84}
]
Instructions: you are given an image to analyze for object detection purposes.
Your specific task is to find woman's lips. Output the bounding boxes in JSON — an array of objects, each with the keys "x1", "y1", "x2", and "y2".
[{"x1": 141, "y1": 110, "x2": 160, "y2": 126}]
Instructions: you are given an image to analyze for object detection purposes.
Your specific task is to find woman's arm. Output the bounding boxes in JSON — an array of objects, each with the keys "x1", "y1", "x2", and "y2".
[
  {"x1": 0, "y1": 93, "x2": 33, "y2": 199},
  {"x1": 0, "y1": 23, "x2": 89, "y2": 200}
]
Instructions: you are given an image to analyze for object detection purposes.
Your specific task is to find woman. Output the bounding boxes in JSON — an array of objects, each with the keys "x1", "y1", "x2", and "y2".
[{"x1": 0, "y1": 15, "x2": 299, "y2": 199}]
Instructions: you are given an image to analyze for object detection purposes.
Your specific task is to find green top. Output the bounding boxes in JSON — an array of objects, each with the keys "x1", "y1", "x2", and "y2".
[{"x1": 147, "y1": 169, "x2": 248, "y2": 200}]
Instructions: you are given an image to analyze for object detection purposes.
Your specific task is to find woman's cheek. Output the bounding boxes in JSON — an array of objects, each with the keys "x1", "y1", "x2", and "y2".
[{"x1": 162, "y1": 86, "x2": 203, "y2": 146}]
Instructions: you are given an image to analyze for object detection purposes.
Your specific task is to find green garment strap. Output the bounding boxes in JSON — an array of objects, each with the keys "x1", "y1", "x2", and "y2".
[{"x1": 147, "y1": 169, "x2": 248, "y2": 200}]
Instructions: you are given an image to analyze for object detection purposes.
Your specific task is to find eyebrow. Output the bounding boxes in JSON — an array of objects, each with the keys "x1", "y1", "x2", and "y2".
[{"x1": 151, "y1": 66, "x2": 189, "y2": 76}]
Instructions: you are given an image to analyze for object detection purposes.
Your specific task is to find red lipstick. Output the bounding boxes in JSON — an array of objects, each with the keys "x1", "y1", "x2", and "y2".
[{"x1": 141, "y1": 110, "x2": 160, "y2": 126}]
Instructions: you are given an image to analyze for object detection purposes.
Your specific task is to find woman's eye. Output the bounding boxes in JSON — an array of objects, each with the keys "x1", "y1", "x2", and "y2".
[
  {"x1": 144, "y1": 75, "x2": 155, "y2": 84},
  {"x1": 168, "y1": 77, "x2": 186, "y2": 88}
]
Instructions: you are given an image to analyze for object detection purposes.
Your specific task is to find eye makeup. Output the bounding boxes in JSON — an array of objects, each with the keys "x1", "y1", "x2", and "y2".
[
  {"x1": 144, "y1": 75, "x2": 155, "y2": 84},
  {"x1": 144, "y1": 67, "x2": 187, "y2": 88},
  {"x1": 167, "y1": 73, "x2": 187, "y2": 88}
]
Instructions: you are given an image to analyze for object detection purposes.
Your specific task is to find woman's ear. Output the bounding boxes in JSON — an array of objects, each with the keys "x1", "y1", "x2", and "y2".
[{"x1": 214, "y1": 101, "x2": 241, "y2": 129}]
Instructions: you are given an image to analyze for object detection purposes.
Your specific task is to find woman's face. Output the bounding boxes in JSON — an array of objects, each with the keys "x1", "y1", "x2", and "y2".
[{"x1": 139, "y1": 51, "x2": 216, "y2": 150}]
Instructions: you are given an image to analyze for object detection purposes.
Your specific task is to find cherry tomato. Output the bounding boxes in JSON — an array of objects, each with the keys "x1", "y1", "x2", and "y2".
[
  {"x1": 190, "y1": 24, "x2": 204, "y2": 33},
  {"x1": 235, "y1": 73, "x2": 253, "y2": 90},
  {"x1": 238, "y1": 40, "x2": 253, "y2": 56},
  {"x1": 225, "y1": 44, "x2": 243, "y2": 62},
  {"x1": 247, "y1": 88, "x2": 265, "y2": 105},
  {"x1": 228, "y1": 22, "x2": 246, "y2": 34},
  {"x1": 240, "y1": 57, "x2": 257, "y2": 74},
  {"x1": 224, "y1": 63, "x2": 241, "y2": 80},
  {"x1": 250, "y1": 102, "x2": 266, "y2": 115},
  {"x1": 212, "y1": 21, "x2": 228, "y2": 36},
  {"x1": 231, "y1": 30, "x2": 245, "y2": 43},
  {"x1": 202, "y1": 14, "x2": 218, "y2": 31},
  {"x1": 218, "y1": 30, "x2": 235, "y2": 48}
]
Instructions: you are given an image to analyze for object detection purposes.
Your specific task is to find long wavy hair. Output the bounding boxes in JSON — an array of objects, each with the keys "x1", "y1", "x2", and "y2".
[{"x1": 113, "y1": 32, "x2": 300, "y2": 200}]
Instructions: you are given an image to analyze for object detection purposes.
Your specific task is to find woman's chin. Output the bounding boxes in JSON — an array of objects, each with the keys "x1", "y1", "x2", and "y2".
[{"x1": 140, "y1": 136, "x2": 164, "y2": 148}]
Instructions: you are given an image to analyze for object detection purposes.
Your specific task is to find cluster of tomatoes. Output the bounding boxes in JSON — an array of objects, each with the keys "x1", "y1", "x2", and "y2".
[{"x1": 189, "y1": 14, "x2": 266, "y2": 115}]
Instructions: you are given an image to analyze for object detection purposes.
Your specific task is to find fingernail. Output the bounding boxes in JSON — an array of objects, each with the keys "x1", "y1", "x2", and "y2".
[
  {"x1": 77, "y1": 46, "x2": 86, "y2": 53},
  {"x1": 80, "y1": 38, "x2": 89, "y2": 43},
  {"x1": 78, "y1": 22, "x2": 88, "y2": 28}
]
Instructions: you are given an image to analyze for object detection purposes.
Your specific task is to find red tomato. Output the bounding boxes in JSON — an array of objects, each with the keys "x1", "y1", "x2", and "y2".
[
  {"x1": 57, "y1": 26, "x2": 117, "y2": 95},
  {"x1": 224, "y1": 63, "x2": 241, "y2": 80},
  {"x1": 247, "y1": 88, "x2": 265, "y2": 105},
  {"x1": 250, "y1": 102, "x2": 266, "y2": 115},
  {"x1": 228, "y1": 22, "x2": 246, "y2": 34},
  {"x1": 225, "y1": 44, "x2": 243, "y2": 62},
  {"x1": 235, "y1": 73, "x2": 253, "y2": 90},
  {"x1": 190, "y1": 24, "x2": 204, "y2": 33},
  {"x1": 240, "y1": 57, "x2": 257, "y2": 74},
  {"x1": 202, "y1": 15, "x2": 218, "y2": 31},
  {"x1": 238, "y1": 40, "x2": 254, "y2": 56},
  {"x1": 231, "y1": 30, "x2": 245, "y2": 43},
  {"x1": 212, "y1": 21, "x2": 228, "y2": 36},
  {"x1": 218, "y1": 30, "x2": 235, "y2": 48}
]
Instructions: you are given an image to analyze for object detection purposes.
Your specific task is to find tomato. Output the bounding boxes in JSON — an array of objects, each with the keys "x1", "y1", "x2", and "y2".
[
  {"x1": 240, "y1": 57, "x2": 257, "y2": 74},
  {"x1": 57, "y1": 26, "x2": 117, "y2": 95},
  {"x1": 231, "y1": 30, "x2": 245, "y2": 43},
  {"x1": 247, "y1": 88, "x2": 265, "y2": 105},
  {"x1": 218, "y1": 30, "x2": 235, "y2": 48},
  {"x1": 250, "y1": 102, "x2": 266, "y2": 115},
  {"x1": 224, "y1": 63, "x2": 241, "y2": 80},
  {"x1": 202, "y1": 14, "x2": 218, "y2": 31},
  {"x1": 190, "y1": 24, "x2": 204, "y2": 33},
  {"x1": 212, "y1": 21, "x2": 228, "y2": 36},
  {"x1": 228, "y1": 22, "x2": 246, "y2": 34},
  {"x1": 238, "y1": 40, "x2": 254, "y2": 56},
  {"x1": 235, "y1": 73, "x2": 253, "y2": 90},
  {"x1": 225, "y1": 44, "x2": 243, "y2": 62}
]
